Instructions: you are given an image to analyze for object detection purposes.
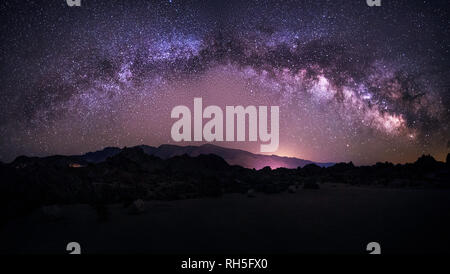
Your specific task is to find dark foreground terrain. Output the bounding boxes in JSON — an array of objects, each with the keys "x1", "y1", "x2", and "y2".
[
  {"x1": 1, "y1": 147, "x2": 449, "y2": 254},
  {"x1": 2, "y1": 185, "x2": 450, "y2": 254}
]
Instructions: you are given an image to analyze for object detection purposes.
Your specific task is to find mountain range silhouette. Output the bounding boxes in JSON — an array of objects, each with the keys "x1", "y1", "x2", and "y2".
[{"x1": 80, "y1": 144, "x2": 334, "y2": 169}]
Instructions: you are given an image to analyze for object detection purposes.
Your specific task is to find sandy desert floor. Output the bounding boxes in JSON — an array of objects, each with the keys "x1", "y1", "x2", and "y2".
[{"x1": 2, "y1": 184, "x2": 450, "y2": 254}]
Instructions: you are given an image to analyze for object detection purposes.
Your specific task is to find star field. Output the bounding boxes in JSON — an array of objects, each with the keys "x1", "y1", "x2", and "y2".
[{"x1": 0, "y1": 0, "x2": 449, "y2": 164}]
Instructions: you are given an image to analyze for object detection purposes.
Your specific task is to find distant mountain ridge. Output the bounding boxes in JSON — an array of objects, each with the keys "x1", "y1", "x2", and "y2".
[{"x1": 78, "y1": 144, "x2": 334, "y2": 169}]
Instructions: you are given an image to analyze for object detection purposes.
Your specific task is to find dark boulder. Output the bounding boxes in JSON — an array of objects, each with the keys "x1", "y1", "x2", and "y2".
[
  {"x1": 303, "y1": 179, "x2": 320, "y2": 189},
  {"x1": 414, "y1": 154, "x2": 438, "y2": 171}
]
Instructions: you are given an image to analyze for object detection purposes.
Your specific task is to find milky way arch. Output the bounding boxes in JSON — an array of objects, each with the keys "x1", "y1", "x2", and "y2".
[{"x1": 0, "y1": 0, "x2": 449, "y2": 164}]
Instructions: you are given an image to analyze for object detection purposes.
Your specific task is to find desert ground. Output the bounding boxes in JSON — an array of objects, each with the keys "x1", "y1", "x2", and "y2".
[{"x1": 2, "y1": 183, "x2": 450, "y2": 254}]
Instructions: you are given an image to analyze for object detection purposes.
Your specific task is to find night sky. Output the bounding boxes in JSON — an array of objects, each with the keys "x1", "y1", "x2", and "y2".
[{"x1": 0, "y1": 0, "x2": 449, "y2": 165}]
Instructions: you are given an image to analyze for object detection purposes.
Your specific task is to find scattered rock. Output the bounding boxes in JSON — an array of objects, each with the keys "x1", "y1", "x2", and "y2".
[
  {"x1": 40, "y1": 205, "x2": 63, "y2": 221},
  {"x1": 128, "y1": 199, "x2": 146, "y2": 214},
  {"x1": 288, "y1": 185, "x2": 297, "y2": 193},
  {"x1": 247, "y1": 189, "x2": 256, "y2": 198},
  {"x1": 390, "y1": 179, "x2": 409, "y2": 188},
  {"x1": 303, "y1": 181, "x2": 320, "y2": 190}
]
